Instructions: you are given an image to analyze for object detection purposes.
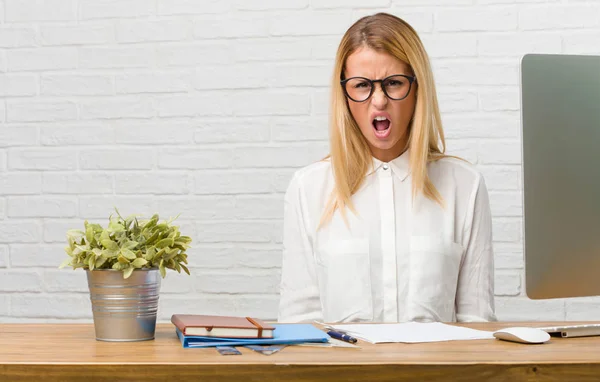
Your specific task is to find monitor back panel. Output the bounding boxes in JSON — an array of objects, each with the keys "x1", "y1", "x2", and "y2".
[{"x1": 521, "y1": 53, "x2": 600, "y2": 299}]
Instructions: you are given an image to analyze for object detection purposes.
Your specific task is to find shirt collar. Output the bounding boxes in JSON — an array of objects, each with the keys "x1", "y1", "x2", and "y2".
[{"x1": 371, "y1": 148, "x2": 411, "y2": 182}]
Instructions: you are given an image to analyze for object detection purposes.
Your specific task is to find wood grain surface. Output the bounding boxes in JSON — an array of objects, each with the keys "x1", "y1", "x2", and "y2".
[{"x1": 2, "y1": 321, "x2": 600, "y2": 381}]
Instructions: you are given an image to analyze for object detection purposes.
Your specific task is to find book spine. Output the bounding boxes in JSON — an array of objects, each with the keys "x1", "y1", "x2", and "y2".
[{"x1": 171, "y1": 315, "x2": 186, "y2": 335}]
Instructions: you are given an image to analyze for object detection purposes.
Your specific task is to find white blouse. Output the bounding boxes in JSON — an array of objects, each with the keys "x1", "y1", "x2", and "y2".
[{"x1": 277, "y1": 149, "x2": 496, "y2": 324}]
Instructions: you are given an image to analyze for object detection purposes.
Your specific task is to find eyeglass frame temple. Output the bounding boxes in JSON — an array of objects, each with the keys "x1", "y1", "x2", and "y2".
[{"x1": 340, "y1": 74, "x2": 417, "y2": 102}]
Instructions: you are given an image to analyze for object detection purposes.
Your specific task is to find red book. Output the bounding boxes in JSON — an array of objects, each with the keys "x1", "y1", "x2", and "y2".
[{"x1": 171, "y1": 314, "x2": 275, "y2": 338}]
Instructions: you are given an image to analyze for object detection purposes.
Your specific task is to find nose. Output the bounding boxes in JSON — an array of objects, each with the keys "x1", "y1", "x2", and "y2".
[{"x1": 371, "y1": 83, "x2": 388, "y2": 109}]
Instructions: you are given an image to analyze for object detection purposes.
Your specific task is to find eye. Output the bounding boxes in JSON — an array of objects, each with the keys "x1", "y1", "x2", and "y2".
[
  {"x1": 385, "y1": 79, "x2": 404, "y2": 87},
  {"x1": 353, "y1": 80, "x2": 370, "y2": 89}
]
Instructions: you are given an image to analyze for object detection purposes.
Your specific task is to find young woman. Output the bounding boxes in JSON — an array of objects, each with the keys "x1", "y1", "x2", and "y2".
[{"x1": 278, "y1": 13, "x2": 496, "y2": 324}]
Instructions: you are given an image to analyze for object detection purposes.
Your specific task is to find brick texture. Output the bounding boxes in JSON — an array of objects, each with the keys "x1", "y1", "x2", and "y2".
[{"x1": 0, "y1": 0, "x2": 597, "y2": 323}]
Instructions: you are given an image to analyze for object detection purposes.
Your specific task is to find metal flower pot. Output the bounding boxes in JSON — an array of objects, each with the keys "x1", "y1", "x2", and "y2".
[{"x1": 86, "y1": 268, "x2": 161, "y2": 342}]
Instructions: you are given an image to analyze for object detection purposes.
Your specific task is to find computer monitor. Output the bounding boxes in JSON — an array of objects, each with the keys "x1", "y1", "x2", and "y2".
[{"x1": 521, "y1": 53, "x2": 600, "y2": 299}]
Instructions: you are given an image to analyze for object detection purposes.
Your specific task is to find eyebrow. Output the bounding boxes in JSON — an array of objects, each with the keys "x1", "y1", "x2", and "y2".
[{"x1": 344, "y1": 73, "x2": 411, "y2": 79}]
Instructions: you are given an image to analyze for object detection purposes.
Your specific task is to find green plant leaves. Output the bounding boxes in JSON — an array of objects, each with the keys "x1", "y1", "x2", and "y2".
[
  {"x1": 123, "y1": 266, "x2": 134, "y2": 279},
  {"x1": 159, "y1": 259, "x2": 166, "y2": 278},
  {"x1": 86, "y1": 225, "x2": 94, "y2": 244},
  {"x1": 122, "y1": 240, "x2": 138, "y2": 250},
  {"x1": 101, "y1": 239, "x2": 119, "y2": 251},
  {"x1": 131, "y1": 258, "x2": 147, "y2": 268},
  {"x1": 143, "y1": 247, "x2": 156, "y2": 261},
  {"x1": 156, "y1": 237, "x2": 174, "y2": 249},
  {"x1": 120, "y1": 248, "x2": 137, "y2": 260},
  {"x1": 95, "y1": 256, "x2": 107, "y2": 268},
  {"x1": 60, "y1": 208, "x2": 192, "y2": 279},
  {"x1": 59, "y1": 258, "x2": 72, "y2": 269},
  {"x1": 180, "y1": 263, "x2": 190, "y2": 275}
]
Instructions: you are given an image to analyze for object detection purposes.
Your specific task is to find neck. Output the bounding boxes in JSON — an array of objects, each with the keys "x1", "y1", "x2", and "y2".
[{"x1": 371, "y1": 138, "x2": 409, "y2": 163}]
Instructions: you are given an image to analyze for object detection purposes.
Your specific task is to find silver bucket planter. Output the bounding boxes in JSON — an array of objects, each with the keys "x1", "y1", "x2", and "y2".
[{"x1": 86, "y1": 268, "x2": 161, "y2": 342}]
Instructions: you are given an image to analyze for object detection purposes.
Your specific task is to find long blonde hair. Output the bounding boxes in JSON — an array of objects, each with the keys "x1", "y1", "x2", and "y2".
[{"x1": 319, "y1": 12, "x2": 447, "y2": 228}]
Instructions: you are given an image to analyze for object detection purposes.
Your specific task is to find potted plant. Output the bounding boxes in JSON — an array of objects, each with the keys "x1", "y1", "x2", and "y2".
[{"x1": 60, "y1": 209, "x2": 192, "y2": 342}]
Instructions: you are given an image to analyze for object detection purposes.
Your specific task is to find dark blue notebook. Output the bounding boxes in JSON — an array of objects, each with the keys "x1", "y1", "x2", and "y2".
[{"x1": 176, "y1": 323, "x2": 329, "y2": 348}]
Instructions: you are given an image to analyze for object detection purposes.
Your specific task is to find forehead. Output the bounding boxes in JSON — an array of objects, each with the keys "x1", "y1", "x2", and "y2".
[{"x1": 344, "y1": 46, "x2": 410, "y2": 78}]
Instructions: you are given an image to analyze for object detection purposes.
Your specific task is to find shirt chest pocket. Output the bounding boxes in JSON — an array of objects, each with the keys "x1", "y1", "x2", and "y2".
[
  {"x1": 315, "y1": 238, "x2": 373, "y2": 323},
  {"x1": 407, "y1": 236, "x2": 464, "y2": 320}
]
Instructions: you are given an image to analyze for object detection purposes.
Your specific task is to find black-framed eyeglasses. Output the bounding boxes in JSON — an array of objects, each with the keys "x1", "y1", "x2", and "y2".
[{"x1": 340, "y1": 74, "x2": 417, "y2": 102}]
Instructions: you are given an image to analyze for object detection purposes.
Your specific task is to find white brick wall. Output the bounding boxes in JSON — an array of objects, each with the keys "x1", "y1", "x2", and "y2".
[{"x1": 0, "y1": 0, "x2": 598, "y2": 323}]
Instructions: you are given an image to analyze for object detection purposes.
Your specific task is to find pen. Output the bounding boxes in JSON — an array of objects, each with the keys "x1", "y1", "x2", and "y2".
[{"x1": 327, "y1": 330, "x2": 358, "y2": 344}]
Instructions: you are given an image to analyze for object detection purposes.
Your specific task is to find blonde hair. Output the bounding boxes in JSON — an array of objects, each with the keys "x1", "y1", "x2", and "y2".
[{"x1": 319, "y1": 12, "x2": 448, "y2": 228}]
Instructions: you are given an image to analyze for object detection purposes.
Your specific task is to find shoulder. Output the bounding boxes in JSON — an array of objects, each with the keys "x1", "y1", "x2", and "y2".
[
  {"x1": 285, "y1": 159, "x2": 332, "y2": 197},
  {"x1": 284, "y1": 159, "x2": 333, "y2": 230},
  {"x1": 429, "y1": 155, "x2": 481, "y2": 180},
  {"x1": 286, "y1": 158, "x2": 333, "y2": 204},
  {"x1": 428, "y1": 155, "x2": 485, "y2": 196}
]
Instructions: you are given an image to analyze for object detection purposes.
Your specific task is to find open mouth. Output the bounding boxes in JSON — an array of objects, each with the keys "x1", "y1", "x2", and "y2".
[{"x1": 372, "y1": 116, "x2": 391, "y2": 138}]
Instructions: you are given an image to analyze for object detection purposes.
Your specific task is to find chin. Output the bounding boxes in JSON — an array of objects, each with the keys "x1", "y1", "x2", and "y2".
[{"x1": 370, "y1": 139, "x2": 399, "y2": 151}]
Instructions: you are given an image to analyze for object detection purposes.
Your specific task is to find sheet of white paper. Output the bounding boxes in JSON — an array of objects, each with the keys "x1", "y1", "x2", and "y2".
[{"x1": 328, "y1": 322, "x2": 495, "y2": 344}]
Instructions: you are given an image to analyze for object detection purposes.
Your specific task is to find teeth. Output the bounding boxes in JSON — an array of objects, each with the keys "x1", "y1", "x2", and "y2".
[{"x1": 374, "y1": 116, "x2": 388, "y2": 121}]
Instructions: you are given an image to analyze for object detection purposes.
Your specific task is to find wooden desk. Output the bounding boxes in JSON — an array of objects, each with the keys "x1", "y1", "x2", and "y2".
[{"x1": 1, "y1": 322, "x2": 600, "y2": 381}]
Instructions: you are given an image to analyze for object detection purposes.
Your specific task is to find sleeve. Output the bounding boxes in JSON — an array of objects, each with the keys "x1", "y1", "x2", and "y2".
[
  {"x1": 277, "y1": 173, "x2": 323, "y2": 323},
  {"x1": 455, "y1": 174, "x2": 497, "y2": 322}
]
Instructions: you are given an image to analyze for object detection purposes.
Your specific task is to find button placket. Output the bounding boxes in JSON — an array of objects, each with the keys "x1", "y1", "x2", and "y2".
[{"x1": 379, "y1": 165, "x2": 397, "y2": 321}]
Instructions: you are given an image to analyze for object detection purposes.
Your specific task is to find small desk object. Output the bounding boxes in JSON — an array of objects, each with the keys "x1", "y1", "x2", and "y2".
[{"x1": 1, "y1": 322, "x2": 600, "y2": 381}]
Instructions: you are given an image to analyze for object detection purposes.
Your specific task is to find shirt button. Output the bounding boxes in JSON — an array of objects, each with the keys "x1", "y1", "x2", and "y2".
[{"x1": 382, "y1": 164, "x2": 389, "y2": 170}]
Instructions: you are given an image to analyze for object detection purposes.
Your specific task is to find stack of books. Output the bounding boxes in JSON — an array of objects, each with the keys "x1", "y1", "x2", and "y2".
[{"x1": 171, "y1": 314, "x2": 329, "y2": 348}]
